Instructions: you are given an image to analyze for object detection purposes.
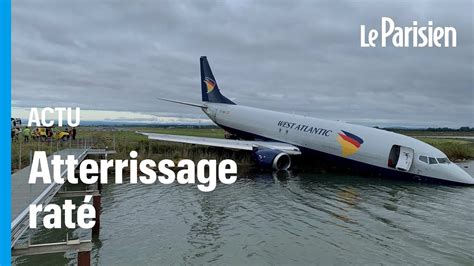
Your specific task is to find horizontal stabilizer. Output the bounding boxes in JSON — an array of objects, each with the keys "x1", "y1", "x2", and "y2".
[
  {"x1": 157, "y1": 98, "x2": 207, "y2": 108},
  {"x1": 137, "y1": 132, "x2": 301, "y2": 155}
]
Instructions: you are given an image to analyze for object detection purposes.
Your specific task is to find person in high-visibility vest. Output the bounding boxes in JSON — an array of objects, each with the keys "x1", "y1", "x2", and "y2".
[{"x1": 23, "y1": 126, "x2": 31, "y2": 143}]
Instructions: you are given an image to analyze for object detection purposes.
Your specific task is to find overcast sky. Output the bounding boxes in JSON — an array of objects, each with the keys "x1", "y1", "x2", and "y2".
[{"x1": 12, "y1": 0, "x2": 473, "y2": 127}]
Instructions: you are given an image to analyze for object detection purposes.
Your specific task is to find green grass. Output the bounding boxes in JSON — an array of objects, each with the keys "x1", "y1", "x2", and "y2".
[
  {"x1": 11, "y1": 127, "x2": 474, "y2": 172},
  {"x1": 99, "y1": 128, "x2": 252, "y2": 167},
  {"x1": 11, "y1": 127, "x2": 252, "y2": 172},
  {"x1": 415, "y1": 137, "x2": 474, "y2": 161},
  {"x1": 391, "y1": 129, "x2": 474, "y2": 137}
]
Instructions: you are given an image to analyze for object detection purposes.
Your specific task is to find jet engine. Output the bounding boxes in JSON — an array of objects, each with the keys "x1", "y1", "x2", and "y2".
[{"x1": 252, "y1": 148, "x2": 291, "y2": 170}]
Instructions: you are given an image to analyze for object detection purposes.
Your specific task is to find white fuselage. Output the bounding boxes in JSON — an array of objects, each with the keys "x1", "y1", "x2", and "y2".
[{"x1": 203, "y1": 103, "x2": 473, "y2": 184}]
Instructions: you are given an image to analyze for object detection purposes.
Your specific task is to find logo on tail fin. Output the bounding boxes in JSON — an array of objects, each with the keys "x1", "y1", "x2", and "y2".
[
  {"x1": 337, "y1": 130, "x2": 364, "y2": 157},
  {"x1": 203, "y1": 77, "x2": 216, "y2": 93}
]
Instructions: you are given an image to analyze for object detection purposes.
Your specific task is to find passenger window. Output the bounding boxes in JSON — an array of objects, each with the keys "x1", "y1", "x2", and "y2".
[
  {"x1": 419, "y1": 156, "x2": 428, "y2": 163},
  {"x1": 429, "y1": 157, "x2": 438, "y2": 164},
  {"x1": 437, "y1": 158, "x2": 449, "y2": 164}
]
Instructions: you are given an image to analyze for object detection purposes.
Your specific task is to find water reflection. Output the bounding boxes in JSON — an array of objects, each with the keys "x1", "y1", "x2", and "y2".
[
  {"x1": 13, "y1": 169, "x2": 474, "y2": 265},
  {"x1": 184, "y1": 193, "x2": 227, "y2": 263}
]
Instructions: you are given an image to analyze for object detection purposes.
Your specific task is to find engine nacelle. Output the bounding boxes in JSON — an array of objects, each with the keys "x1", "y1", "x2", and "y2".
[{"x1": 252, "y1": 148, "x2": 291, "y2": 170}]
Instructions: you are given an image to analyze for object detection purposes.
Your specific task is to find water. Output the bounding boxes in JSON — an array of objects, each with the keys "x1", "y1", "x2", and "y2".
[{"x1": 14, "y1": 169, "x2": 474, "y2": 265}]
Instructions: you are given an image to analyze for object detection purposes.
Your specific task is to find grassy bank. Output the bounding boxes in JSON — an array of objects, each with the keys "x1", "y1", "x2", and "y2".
[
  {"x1": 11, "y1": 127, "x2": 253, "y2": 172},
  {"x1": 415, "y1": 137, "x2": 474, "y2": 161},
  {"x1": 99, "y1": 128, "x2": 252, "y2": 167},
  {"x1": 10, "y1": 126, "x2": 474, "y2": 172}
]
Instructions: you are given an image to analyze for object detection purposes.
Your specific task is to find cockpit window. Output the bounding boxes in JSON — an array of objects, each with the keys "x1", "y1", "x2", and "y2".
[
  {"x1": 419, "y1": 155, "x2": 449, "y2": 165},
  {"x1": 419, "y1": 156, "x2": 428, "y2": 164},
  {"x1": 437, "y1": 158, "x2": 449, "y2": 164}
]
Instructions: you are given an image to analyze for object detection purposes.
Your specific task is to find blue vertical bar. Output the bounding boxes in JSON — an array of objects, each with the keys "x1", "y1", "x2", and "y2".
[{"x1": 0, "y1": 0, "x2": 11, "y2": 264}]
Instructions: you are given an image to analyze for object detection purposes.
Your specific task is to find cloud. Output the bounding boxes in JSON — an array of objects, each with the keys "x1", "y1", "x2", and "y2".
[{"x1": 12, "y1": 0, "x2": 473, "y2": 127}]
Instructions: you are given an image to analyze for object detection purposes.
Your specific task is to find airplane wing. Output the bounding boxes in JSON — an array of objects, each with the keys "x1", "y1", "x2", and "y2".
[{"x1": 137, "y1": 132, "x2": 301, "y2": 155}]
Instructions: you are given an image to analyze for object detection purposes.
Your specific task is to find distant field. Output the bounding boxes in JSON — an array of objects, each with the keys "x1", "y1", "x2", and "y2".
[
  {"x1": 390, "y1": 129, "x2": 474, "y2": 137},
  {"x1": 125, "y1": 127, "x2": 226, "y2": 138},
  {"x1": 384, "y1": 129, "x2": 474, "y2": 160},
  {"x1": 415, "y1": 137, "x2": 474, "y2": 162},
  {"x1": 10, "y1": 126, "x2": 474, "y2": 172}
]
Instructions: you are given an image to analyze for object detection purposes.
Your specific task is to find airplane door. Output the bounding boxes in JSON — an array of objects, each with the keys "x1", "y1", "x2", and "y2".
[{"x1": 395, "y1": 146, "x2": 414, "y2": 171}]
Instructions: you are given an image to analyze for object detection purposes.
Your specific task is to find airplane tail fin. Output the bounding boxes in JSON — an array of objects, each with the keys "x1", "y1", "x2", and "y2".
[{"x1": 200, "y1": 56, "x2": 235, "y2": 104}]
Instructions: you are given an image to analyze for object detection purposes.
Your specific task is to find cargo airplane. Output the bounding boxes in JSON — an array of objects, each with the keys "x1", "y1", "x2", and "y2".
[{"x1": 139, "y1": 56, "x2": 473, "y2": 185}]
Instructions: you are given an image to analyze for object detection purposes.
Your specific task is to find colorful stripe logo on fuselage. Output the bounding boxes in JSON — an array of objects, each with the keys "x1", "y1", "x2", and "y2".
[
  {"x1": 204, "y1": 77, "x2": 216, "y2": 93},
  {"x1": 337, "y1": 130, "x2": 364, "y2": 157}
]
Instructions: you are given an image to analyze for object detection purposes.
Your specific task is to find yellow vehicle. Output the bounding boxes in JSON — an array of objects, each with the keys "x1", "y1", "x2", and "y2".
[{"x1": 36, "y1": 127, "x2": 70, "y2": 141}]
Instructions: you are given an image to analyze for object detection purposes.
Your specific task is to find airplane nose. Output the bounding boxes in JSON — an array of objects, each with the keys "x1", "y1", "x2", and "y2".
[{"x1": 449, "y1": 164, "x2": 474, "y2": 185}]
